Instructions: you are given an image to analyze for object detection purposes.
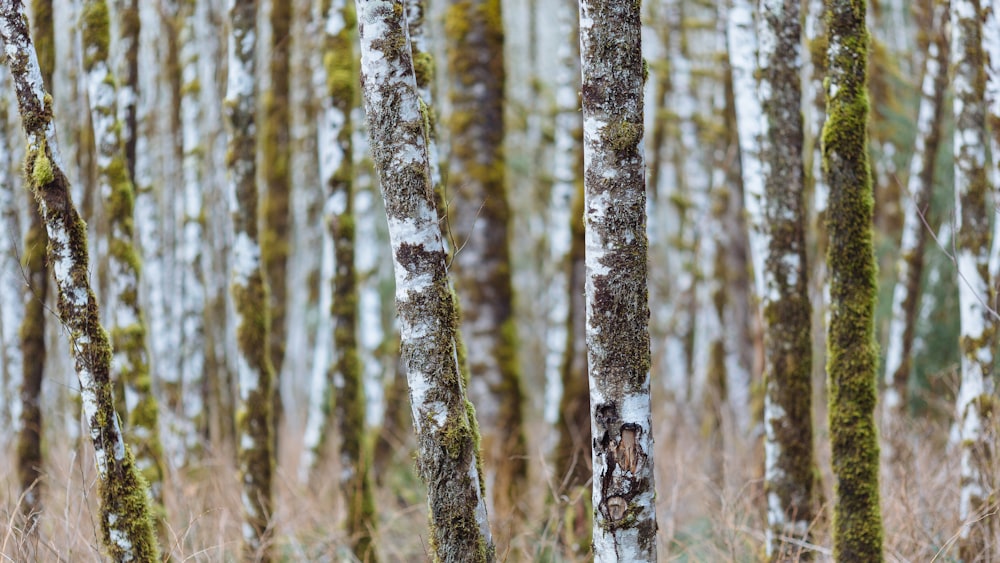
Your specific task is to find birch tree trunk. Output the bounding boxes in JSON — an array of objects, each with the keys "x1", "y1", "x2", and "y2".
[
  {"x1": 0, "y1": 3, "x2": 160, "y2": 559},
  {"x1": 823, "y1": 0, "x2": 884, "y2": 559},
  {"x1": 443, "y1": 0, "x2": 528, "y2": 526},
  {"x1": 82, "y1": 0, "x2": 167, "y2": 519},
  {"x1": 355, "y1": 1, "x2": 493, "y2": 560},
  {"x1": 951, "y1": 0, "x2": 997, "y2": 558},
  {"x1": 225, "y1": 0, "x2": 275, "y2": 559},
  {"x1": 579, "y1": 1, "x2": 657, "y2": 560},
  {"x1": 15, "y1": 0, "x2": 52, "y2": 527},
  {"x1": 881, "y1": 0, "x2": 948, "y2": 463},
  {"x1": 756, "y1": 0, "x2": 817, "y2": 556}
]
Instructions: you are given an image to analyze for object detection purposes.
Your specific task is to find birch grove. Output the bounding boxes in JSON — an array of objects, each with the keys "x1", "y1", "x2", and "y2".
[{"x1": 0, "y1": 0, "x2": 995, "y2": 560}]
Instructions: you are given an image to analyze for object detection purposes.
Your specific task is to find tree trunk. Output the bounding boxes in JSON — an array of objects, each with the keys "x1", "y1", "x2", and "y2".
[
  {"x1": 579, "y1": 1, "x2": 657, "y2": 560},
  {"x1": 756, "y1": 0, "x2": 818, "y2": 557},
  {"x1": 951, "y1": 0, "x2": 998, "y2": 559},
  {"x1": 985, "y1": 0, "x2": 1000, "y2": 282},
  {"x1": 225, "y1": 0, "x2": 275, "y2": 559},
  {"x1": 0, "y1": 4, "x2": 160, "y2": 559},
  {"x1": 301, "y1": 0, "x2": 378, "y2": 558},
  {"x1": 823, "y1": 0, "x2": 884, "y2": 559},
  {"x1": 355, "y1": 1, "x2": 493, "y2": 560}
]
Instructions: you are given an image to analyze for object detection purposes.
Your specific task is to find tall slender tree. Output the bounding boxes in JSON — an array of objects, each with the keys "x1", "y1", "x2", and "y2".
[
  {"x1": 443, "y1": 0, "x2": 528, "y2": 526},
  {"x1": 823, "y1": 0, "x2": 884, "y2": 559},
  {"x1": 0, "y1": 2, "x2": 160, "y2": 559},
  {"x1": 579, "y1": 0, "x2": 657, "y2": 560},
  {"x1": 355, "y1": 0, "x2": 493, "y2": 559},
  {"x1": 81, "y1": 0, "x2": 167, "y2": 525},
  {"x1": 756, "y1": 0, "x2": 817, "y2": 556},
  {"x1": 951, "y1": 0, "x2": 997, "y2": 558},
  {"x1": 225, "y1": 0, "x2": 275, "y2": 559}
]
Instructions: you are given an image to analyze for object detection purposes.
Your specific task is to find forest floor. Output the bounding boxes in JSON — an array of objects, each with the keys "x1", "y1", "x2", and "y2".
[{"x1": 0, "y1": 393, "x2": 976, "y2": 561}]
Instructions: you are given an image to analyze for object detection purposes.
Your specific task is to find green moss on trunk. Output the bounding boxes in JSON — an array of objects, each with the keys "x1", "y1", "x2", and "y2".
[{"x1": 822, "y1": 0, "x2": 884, "y2": 559}]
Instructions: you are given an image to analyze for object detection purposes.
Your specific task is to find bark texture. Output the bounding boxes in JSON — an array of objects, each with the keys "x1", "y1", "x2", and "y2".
[
  {"x1": 951, "y1": 0, "x2": 997, "y2": 558},
  {"x1": 823, "y1": 0, "x2": 884, "y2": 559},
  {"x1": 757, "y1": 0, "x2": 816, "y2": 556},
  {"x1": 443, "y1": 0, "x2": 528, "y2": 525},
  {"x1": 225, "y1": 0, "x2": 275, "y2": 559},
  {"x1": 1, "y1": 3, "x2": 160, "y2": 559},
  {"x1": 579, "y1": 1, "x2": 657, "y2": 560},
  {"x1": 355, "y1": 1, "x2": 493, "y2": 560}
]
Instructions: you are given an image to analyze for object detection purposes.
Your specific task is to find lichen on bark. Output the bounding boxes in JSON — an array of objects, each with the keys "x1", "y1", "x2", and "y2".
[
  {"x1": 756, "y1": 0, "x2": 817, "y2": 557},
  {"x1": 579, "y1": 0, "x2": 657, "y2": 560},
  {"x1": 355, "y1": 0, "x2": 493, "y2": 560},
  {"x1": 822, "y1": 0, "x2": 884, "y2": 559}
]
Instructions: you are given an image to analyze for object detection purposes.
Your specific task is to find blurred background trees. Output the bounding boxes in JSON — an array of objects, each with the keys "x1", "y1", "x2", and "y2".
[{"x1": 0, "y1": 0, "x2": 997, "y2": 560}]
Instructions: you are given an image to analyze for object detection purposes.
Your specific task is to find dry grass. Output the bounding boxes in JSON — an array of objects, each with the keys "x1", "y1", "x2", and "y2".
[{"x1": 0, "y1": 402, "x2": 989, "y2": 562}]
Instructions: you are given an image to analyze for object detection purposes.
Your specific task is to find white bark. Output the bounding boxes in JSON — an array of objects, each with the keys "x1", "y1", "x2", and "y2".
[
  {"x1": 985, "y1": 2, "x2": 1000, "y2": 281},
  {"x1": 579, "y1": 0, "x2": 657, "y2": 559},
  {"x1": 543, "y1": 0, "x2": 579, "y2": 424}
]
